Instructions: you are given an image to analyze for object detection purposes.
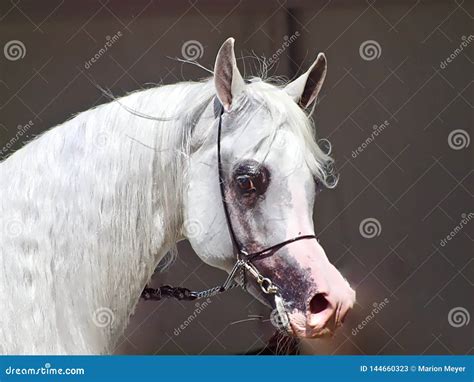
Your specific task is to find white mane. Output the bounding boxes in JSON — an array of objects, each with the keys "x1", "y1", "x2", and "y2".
[{"x1": 0, "y1": 77, "x2": 333, "y2": 354}]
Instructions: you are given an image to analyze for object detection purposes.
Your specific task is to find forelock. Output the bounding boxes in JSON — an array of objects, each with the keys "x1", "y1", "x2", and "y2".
[{"x1": 232, "y1": 79, "x2": 337, "y2": 188}]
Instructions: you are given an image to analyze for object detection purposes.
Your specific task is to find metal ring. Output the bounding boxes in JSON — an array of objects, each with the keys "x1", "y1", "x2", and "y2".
[{"x1": 259, "y1": 277, "x2": 277, "y2": 294}]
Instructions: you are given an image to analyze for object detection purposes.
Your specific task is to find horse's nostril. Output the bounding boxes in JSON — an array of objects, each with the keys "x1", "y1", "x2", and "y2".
[{"x1": 309, "y1": 293, "x2": 330, "y2": 315}]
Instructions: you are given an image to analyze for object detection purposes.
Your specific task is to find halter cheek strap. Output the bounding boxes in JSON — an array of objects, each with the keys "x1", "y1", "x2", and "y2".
[{"x1": 141, "y1": 98, "x2": 317, "y2": 302}]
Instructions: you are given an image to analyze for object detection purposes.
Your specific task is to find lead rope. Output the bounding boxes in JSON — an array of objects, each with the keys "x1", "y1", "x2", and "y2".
[{"x1": 140, "y1": 98, "x2": 317, "y2": 302}]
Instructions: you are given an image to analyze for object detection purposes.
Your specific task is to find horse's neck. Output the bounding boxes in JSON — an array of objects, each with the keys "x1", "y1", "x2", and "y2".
[{"x1": 0, "y1": 85, "x2": 198, "y2": 354}]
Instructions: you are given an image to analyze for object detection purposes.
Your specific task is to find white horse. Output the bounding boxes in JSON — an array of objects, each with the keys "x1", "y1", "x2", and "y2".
[{"x1": 0, "y1": 38, "x2": 355, "y2": 354}]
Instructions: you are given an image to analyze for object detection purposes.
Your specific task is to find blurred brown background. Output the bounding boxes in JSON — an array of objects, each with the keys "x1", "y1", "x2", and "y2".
[{"x1": 0, "y1": 0, "x2": 472, "y2": 354}]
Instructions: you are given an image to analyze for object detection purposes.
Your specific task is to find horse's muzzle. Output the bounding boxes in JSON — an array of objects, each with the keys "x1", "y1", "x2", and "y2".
[{"x1": 255, "y1": 238, "x2": 356, "y2": 338}]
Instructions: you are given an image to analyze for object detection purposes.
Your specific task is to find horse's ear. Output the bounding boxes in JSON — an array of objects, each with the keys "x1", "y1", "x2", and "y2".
[
  {"x1": 284, "y1": 53, "x2": 327, "y2": 109},
  {"x1": 214, "y1": 37, "x2": 245, "y2": 112}
]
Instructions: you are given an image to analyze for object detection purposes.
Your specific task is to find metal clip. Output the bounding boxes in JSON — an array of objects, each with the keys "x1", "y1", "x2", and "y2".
[
  {"x1": 242, "y1": 261, "x2": 278, "y2": 295},
  {"x1": 257, "y1": 276, "x2": 278, "y2": 294},
  {"x1": 241, "y1": 261, "x2": 260, "y2": 280}
]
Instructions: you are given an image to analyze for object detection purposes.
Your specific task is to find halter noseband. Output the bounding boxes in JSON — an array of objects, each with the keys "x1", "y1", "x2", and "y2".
[{"x1": 141, "y1": 97, "x2": 317, "y2": 302}]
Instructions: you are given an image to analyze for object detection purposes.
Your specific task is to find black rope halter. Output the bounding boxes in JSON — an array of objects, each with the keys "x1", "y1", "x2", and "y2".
[{"x1": 141, "y1": 97, "x2": 317, "y2": 302}]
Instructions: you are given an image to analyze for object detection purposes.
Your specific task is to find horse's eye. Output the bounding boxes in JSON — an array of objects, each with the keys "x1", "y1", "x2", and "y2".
[
  {"x1": 236, "y1": 175, "x2": 255, "y2": 193},
  {"x1": 233, "y1": 161, "x2": 270, "y2": 200}
]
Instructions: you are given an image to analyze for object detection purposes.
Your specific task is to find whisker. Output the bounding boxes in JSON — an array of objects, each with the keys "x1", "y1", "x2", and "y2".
[{"x1": 229, "y1": 317, "x2": 262, "y2": 326}]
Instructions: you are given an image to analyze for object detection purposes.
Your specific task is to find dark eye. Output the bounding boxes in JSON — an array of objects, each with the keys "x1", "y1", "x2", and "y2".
[
  {"x1": 233, "y1": 161, "x2": 270, "y2": 198},
  {"x1": 236, "y1": 175, "x2": 256, "y2": 193}
]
